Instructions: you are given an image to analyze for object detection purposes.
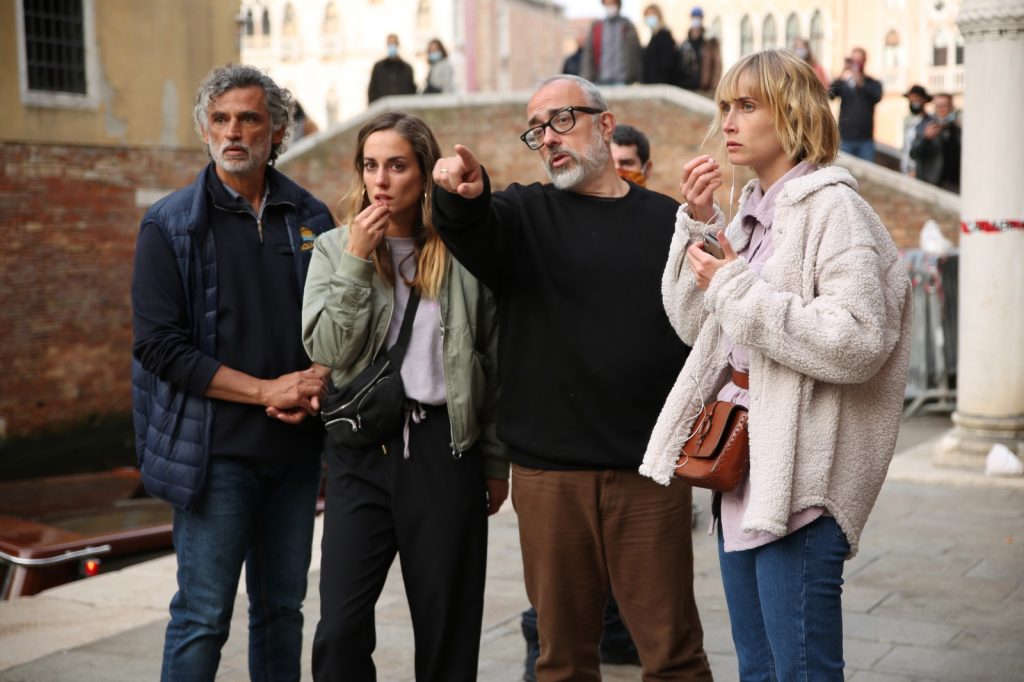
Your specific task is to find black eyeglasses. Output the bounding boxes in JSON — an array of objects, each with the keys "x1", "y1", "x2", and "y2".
[{"x1": 518, "y1": 106, "x2": 605, "y2": 150}]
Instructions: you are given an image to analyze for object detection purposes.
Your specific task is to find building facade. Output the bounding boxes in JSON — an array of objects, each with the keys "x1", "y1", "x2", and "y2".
[
  {"x1": 0, "y1": 0, "x2": 239, "y2": 441},
  {"x1": 240, "y1": 0, "x2": 567, "y2": 130},
  {"x1": 638, "y1": 0, "x2": 965, "y2": 149}
]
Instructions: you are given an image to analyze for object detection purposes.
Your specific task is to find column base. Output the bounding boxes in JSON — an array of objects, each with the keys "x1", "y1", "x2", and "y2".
[{"x1": 934, "y1": 411, "x2": 1024, "y2": 471}]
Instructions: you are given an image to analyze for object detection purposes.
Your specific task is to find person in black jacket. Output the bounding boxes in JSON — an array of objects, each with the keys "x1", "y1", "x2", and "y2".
[
  {"x1": 131, "y1": 64, "x2": 333, "y2": 682},
  {"x1": 829, "y1": 47, "x2": 884, "y2": 161},
  {"x1": 911, "y1": 92, "x2": 961, "y2": 192},
  {"x1": 562, "y1": 32, "x2": 585, "y2": 76},
  {"x1": 367, "y1": 34, "x2": 416, "y2": 103},
  {"x1": 642, "y1": 4, "x2": 680, "y2": 85}
]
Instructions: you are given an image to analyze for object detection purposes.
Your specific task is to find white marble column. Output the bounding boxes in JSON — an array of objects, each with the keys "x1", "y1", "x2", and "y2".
[{"x1": 936, "y1": 0, "x2": 1024, "y2": 467}]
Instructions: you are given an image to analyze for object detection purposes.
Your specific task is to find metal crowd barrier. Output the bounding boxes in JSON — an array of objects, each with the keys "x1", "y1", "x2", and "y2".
[{"x1": 902, "y1": 249, "x2": 958, "y2": 417}]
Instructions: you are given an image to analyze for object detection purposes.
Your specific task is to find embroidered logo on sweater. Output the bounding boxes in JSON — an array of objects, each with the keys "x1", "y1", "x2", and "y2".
[{"x1": 300, "y1": 226, "x2": 315, "y2": 251}]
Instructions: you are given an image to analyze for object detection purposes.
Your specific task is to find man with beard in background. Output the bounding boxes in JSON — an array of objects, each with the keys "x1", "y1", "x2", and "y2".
[{"x1": 430, "y1": 74, "x2": 712, "y2": 681}]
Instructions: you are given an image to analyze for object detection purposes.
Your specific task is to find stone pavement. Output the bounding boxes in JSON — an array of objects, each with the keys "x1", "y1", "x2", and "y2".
[{"x1": 1, "y1": 415, "x2": 1022, "y2": 681}]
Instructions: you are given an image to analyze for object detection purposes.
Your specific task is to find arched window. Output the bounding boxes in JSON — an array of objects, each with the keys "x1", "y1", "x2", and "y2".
[
  {"x1": 417, "y1": 0, "x2": 432, "y2": 31},
  {"x1": 323, "y1": 2, "x2": 338, "y2": 35},
  {"x1": 932, "y1": 28, "x2": 949, "y2": 66},
  {"x1": 883, "y1": 29, "x2": 901, "y2": 68},
  {"x1": 244, "y1": 8, "x2": 254, "y2": 36},
  {"x1": 322, "y1": 2, "x2": 341, "y2": 56},
  {"x1": 809, "y1": 10, "x2": 824, "y2": 63},
  {"x1": 740, "y1": 15, "x2": 754, "y2": 56},
  {"x1": 282, "y1": 3, "x2": 297, "y2": 37},
  {"x1": 785, "y1": 13, "x2": 800, "y2": 49},
  {"x1": 261, "y1": 7, "x2": 271, "y2": 35},
  {"x1": 955, "y1": 32, "x2": 964, "y2": 64},
  {"x1": 762, "y1": 15, "x2": 778, "y2": 49}
]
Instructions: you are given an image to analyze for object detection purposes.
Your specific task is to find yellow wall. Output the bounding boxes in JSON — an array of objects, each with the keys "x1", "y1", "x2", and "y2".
[{"x1": 0, "y1": 0, "x2": 239, "y2": 149}]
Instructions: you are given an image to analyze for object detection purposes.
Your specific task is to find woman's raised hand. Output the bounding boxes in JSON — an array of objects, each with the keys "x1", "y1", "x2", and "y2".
[
  {"x1": 686, "y1": 229, "x2": 738, "y2": 290},
  {"x1": 346, "y1": 202, "x2": 390, "y2": 259},
  {"x1": 680, "y1": 155, "x2": 723, "y2": 224}
]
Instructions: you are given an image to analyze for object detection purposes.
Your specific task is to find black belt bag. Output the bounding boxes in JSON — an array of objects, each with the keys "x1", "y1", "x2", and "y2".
[{"x1": 321, "y1": 290, "x2": 420, "y2": 449}]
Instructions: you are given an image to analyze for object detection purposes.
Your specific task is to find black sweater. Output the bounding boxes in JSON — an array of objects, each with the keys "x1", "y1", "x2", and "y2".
[{"x1": 433, "y1": 173, "x2": 689, "y2": 470}]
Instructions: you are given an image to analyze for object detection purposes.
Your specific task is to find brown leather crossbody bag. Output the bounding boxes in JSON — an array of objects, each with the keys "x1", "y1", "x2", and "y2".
[{"x1": 674, "y1": 400, "x2": 749, "y2": 491}]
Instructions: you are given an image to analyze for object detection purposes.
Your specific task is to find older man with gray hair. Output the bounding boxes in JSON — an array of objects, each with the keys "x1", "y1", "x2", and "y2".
[
  {"x1": 131, "y1": 64, "x2": 333, "y2": 681},
  {"x1": 431, "y1": 74, "x2": 711, "y2": 681}
]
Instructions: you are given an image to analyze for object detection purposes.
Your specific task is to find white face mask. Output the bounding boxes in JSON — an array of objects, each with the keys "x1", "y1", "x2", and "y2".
[
  {"x1": 645, "y1": 15, "x2": 659, "y2": 29},
  {"x1": 794, "y1": 47, "x2": 809, "y2": 60},
  {"x1": 605, "y1": 5, "x2": 620, "y2": 19},
  {"x1": 691, "y1": 17, "x2": 703, "y2": 29}
]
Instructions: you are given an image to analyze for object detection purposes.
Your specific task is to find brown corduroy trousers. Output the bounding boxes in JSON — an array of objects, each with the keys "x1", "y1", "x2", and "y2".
[{"x1": 511, "y1": 464, "x2": 713, "y2": 682}]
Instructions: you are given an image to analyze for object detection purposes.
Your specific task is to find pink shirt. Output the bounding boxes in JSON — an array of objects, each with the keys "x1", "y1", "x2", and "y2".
[{"x1": 714, "y1": 161, "x2": 827, "y2": 552}]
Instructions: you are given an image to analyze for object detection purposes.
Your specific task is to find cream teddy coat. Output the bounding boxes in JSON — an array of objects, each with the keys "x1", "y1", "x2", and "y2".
[{"x1": 639, "y1": 166, "x2": 912, "y2": 557}]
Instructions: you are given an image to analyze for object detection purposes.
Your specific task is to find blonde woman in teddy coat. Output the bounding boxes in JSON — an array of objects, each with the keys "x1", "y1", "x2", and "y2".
[{"x1": 640, "y1": 49, "x2": 912, "y2": 680}]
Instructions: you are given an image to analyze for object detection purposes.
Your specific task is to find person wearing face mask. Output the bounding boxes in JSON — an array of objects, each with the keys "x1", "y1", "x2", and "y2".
[
  {"x1": 641, "y1": 4, "x2": 679, "y2": 85},
  {"x1": 900, "y1": 84, "x2": 935, "y2": 177},
  {"x1": 611, "y1": 123, "x2": 653, "y2": 186},
  {"x1": 581, "y1": 0, "x2": 643, "y2": 85},
  {"x1": 367, "y1": 34, "x2": 417, "y2": 104},
  {"x1": 911, "y1": 92, "x2": 962, "y2": 192},
  {"x1": 679, "y1": 7, "x2": 721, "y2": 91},
  {"x1": 422, "y1": 38, "x2": 455, "y2": 95},
  {"x1": 793, "y1": 36, "x2": 828, "y2": 88}
]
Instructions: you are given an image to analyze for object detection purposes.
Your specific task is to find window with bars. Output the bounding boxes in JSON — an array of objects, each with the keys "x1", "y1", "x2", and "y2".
[{"x1": 22, "y1": 0, "x2": 87, "y2": 94}]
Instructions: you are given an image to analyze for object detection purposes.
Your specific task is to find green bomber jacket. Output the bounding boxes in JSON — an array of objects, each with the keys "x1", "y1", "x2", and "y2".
[{"x1": 302, "y1": 226, "x2": 507, "y2": 480}]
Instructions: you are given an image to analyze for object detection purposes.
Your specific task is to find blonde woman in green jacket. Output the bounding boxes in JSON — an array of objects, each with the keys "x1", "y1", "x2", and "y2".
[{"x1": 302, "y1": 112, "x2": 507, "y2": 682}]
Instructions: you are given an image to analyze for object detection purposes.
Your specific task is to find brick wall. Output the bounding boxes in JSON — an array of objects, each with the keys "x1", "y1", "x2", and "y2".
[
  {"x1": 280, "y1": 87, "x2": 961, "y2": 248},
  {"x1": 1, "y1": 86, "x2": 960, "y2": 439},
  {"x1": 0, "y1": 143, "x2": 207, "y2": 438}
]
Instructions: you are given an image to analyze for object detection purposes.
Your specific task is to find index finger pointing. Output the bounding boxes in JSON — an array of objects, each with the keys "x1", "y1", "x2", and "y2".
[{"x1": 454, "y1": 144, "x2": 479, "y2": 170}]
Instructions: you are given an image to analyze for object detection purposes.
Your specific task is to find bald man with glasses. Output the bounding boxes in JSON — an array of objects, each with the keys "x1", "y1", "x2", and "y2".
[{"x1": 431, "y1": 75, "x2": 711, "y2": 681}]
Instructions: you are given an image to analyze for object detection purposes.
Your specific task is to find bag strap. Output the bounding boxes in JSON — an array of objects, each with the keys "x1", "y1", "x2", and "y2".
[{"x1": 385, "y1": 288, "x2": 421, "y2": 368}]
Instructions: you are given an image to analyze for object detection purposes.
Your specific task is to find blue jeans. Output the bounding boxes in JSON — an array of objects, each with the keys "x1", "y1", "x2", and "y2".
[
  {"x1": 840, "y1": 139, "x2": 875, "y2": 162},
  {"x1": 161, "y1": 452, "x2": 321, "y2": 682},
  {"x1": 717, "y1": 515, "x2": 849, "y2": 682}
]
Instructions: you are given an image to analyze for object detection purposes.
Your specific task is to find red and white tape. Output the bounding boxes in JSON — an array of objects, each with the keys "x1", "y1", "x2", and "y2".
[{"x1": 960, "y1": 219, "x2": 1024, "y2": 234}]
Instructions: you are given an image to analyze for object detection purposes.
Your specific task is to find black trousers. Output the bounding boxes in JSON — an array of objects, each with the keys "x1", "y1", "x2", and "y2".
[{"x1": 312, "y1": 404, "x2": 488, "y2": 682}]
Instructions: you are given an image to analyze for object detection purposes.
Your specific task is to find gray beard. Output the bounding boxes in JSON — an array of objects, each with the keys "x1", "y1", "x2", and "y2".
[
  {"x1": 545, "y1": 130, "x2": 610, "y2": 190},
  {"x1": 210, "y1": 137, "x2": 271, "y2": 176}
]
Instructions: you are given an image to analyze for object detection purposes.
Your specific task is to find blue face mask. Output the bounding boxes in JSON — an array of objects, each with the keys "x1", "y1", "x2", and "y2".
[
  {"x1": 386, "y1": 44, "x2": 398, "y2": 58},
  {"x1": 645, "y1": 15, "x2": 659, "y2": 29},
  {"x1": 428, "y1": 50, "x2": 442, "y2": 63}
]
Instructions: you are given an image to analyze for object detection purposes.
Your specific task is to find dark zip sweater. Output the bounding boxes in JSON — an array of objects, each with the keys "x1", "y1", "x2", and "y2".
[
  {"x1": 433, "y1": 171, "x2": 689, "y2": 470},
  {"x1": 133, "y1": 167, "x2": 321, "y2": 459}
]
